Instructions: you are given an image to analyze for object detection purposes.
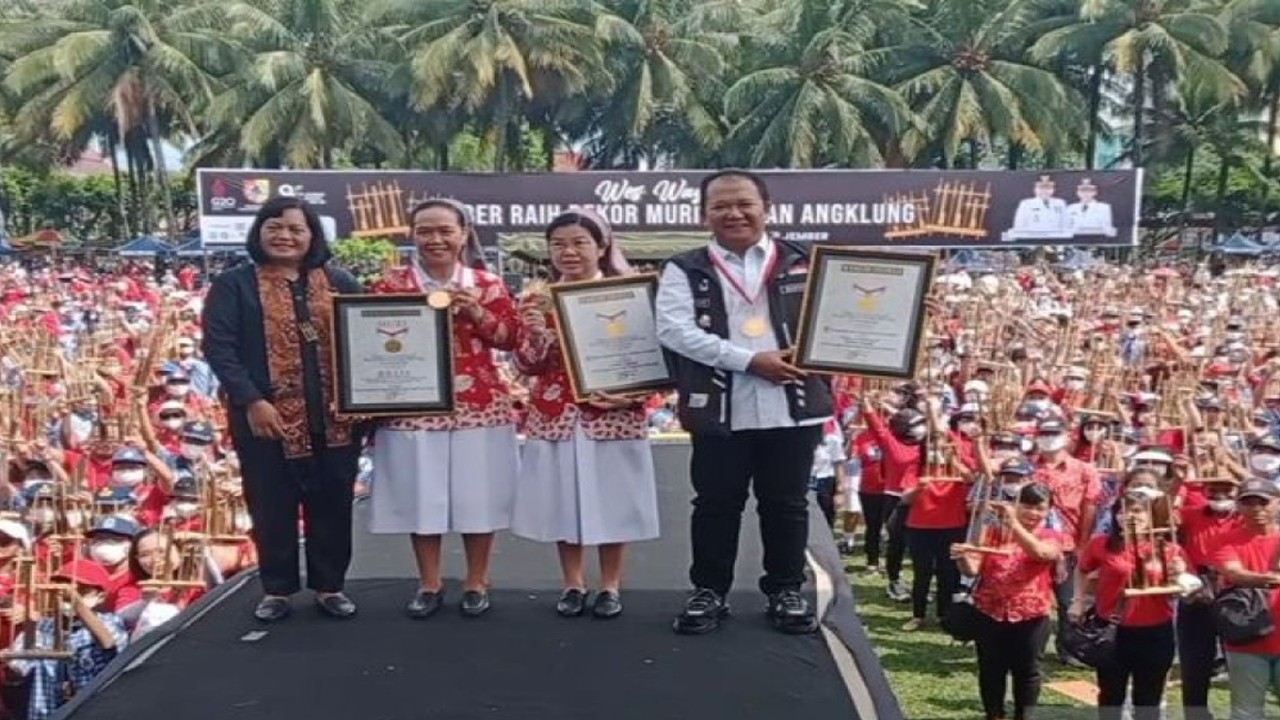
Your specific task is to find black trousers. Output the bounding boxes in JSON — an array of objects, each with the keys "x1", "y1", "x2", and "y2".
[
  {"x1": 1095, "y1": 622, "x2": 1176, "y2": 720},
  {"x1": 812, "y1": 475, "x2": 837, "y2": 529},
  {"x1": 1177, "y1": 598, "x2": 1219, "y2": 720},
  {"x1": 238, "y1": 434, "x2": 360, "y2": 596},
  {"x1": 689, "y1": 426, "x2": 822, "y2": 596},
  {"x1": 885, "y1": 496, "x2": 907, "y2": 584},
  {"x1": 908, "y1": 526, "x2": 966, "y2": 619},
  {"x1": 974, "y1": 614, "x2": 1051, "y2": 720},
  {"x1": 859, "y1": 491, "x2": 889, "y2": 568}
]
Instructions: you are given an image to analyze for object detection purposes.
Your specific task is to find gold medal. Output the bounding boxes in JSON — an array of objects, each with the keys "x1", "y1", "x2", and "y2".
[
  {"x1": 741, "y1": 316, "x2": 769, "y2": 338},
  {"x1": 384, "y1": 339, "x2": 403, "y2": 353},
  {"x1": 426, "y1": 290, "x2": 452, "y2": 310},
  {"x1": 606, "y1": 320, "x2": 626, "y2": 337}
]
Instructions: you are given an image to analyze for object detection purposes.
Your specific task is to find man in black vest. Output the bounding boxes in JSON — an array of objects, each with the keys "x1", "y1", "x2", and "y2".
[{"x1": 656, "y1": 170, "x2": 833, "y2": 635}]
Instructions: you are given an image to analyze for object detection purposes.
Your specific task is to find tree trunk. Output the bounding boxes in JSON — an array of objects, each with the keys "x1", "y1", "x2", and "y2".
[
  {"x1": 1266, "y1": 87, "x2": 1279, "y2": 175},
  {"x1": 1132, "y1": 56, "x2": 1146, "y2": 167},
  {"x1": 438, "y1": 142, "x2": 450, "y2": 171},
  {"x1": 143, "y1": 93, "x2": 178, "y2": 242},
  {"x1": 1180, "y1": 147, "x2": 1195, "y2": 211},
  {"x1": 107, "y1": 135, "x2": 131, "y2": 240},
  {"x1": 1006, "y1": 142, "x2": 1022, "y2": 170},
  {"x1": 1086, "y1": 65, "x2": 1103, "y2": 170},
  {"x1": 1212, "y1": 153, "x2": 1231, "y2": 241}
]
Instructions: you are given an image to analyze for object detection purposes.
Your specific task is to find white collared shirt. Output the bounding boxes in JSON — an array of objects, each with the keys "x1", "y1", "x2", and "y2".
[{"x1": 656, "y1": 235, "x2": 820, "y2": 431}]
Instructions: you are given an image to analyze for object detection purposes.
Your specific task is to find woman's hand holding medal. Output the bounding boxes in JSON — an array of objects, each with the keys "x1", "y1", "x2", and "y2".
[{"x1": 449, "y1": 287, "x2": 486, "y2": 323}]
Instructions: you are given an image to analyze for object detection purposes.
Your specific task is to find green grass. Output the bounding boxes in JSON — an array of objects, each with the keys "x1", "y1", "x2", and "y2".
[{"x1": 843, "y1": 559, "x2": 1239, "y2": 720}]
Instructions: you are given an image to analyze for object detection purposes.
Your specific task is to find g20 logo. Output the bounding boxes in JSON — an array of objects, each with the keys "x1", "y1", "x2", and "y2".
[{"x1": 210, "y1": 196, "x2": 237, "y2": 211}]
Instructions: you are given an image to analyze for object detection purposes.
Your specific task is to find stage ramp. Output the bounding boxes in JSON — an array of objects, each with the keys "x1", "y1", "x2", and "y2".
[{"x1": 57, "y1": 442, "x2": 902, "y2": 720}]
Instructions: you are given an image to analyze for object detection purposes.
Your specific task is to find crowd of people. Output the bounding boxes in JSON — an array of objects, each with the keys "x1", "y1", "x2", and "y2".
[
  {"x1": 812, "y1": 257, "x2": 1280, "y2": 720},
  {"x1": 6, "y1": 166, "x2": 1280, "y2": 720}
]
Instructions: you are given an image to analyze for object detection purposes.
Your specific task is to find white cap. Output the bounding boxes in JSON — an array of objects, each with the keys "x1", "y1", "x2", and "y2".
[{"x1": 964, "y1": 379, "x2": 989, "y2": 394}]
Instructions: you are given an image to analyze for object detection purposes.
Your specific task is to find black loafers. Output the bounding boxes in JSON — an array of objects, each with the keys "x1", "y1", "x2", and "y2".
[
  {"x1": 254, "y1": 596, "x2": 291, "y2": 623},
  {"x1": 315, "y1": 593, "x2": 357, "y2": 619},
  {"x1": 592, "y1": 590, "x2": 623, "y2": 620},
  {"x1": 556, "y1": 589, "x2": 588, "y2": 617},
  {"x1": 460, "y1": 590, "x2": 491, "y2": 617},
  {"x1": 407, "y1": 589, "x2": 444, "y2": 619}
]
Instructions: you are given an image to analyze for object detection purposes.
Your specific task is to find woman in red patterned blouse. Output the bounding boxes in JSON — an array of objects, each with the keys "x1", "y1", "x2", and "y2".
[
  {"x1": 510, "y1": 209, "x2": 659, "y2": 620},
  {"x1": 368, "y1": 199, "x2": 520, "y2": 620},
  {"x1": 952, "y1": 482, "x2": 1062, "y2": 720}
]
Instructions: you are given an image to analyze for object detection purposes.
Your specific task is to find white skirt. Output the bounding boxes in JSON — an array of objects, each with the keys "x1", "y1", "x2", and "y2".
[
  {"x1": 511, "y1": 427, "x2": 660, "y2": 546},
  {"x1": 369, "y1": 425, "x2": 519, "y2": 535}
]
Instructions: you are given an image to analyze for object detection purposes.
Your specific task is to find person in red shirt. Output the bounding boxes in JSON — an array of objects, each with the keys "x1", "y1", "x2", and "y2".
[
  {"x1": 1033, "y1": 417, "x2": 1102, "y2": 664},
  {"x1": 861, "y1": 395, "x2": 925, "y2": 603},
  {"x1": 1211, "y1": 479, "x2": 1280, "y2": 720},
  {"x1": 1072, "y1": 493, "x2": 1188, "y2": 720},
  {"x1": 899, "y1": 397, "x2": 971, "y2": 632},
  {"x1": 1176, "y1": 478, "x2": 1239, "y2": 720},
  {"x1": 952, "y1": 482, "x2": 1062, "y2": 720},
  {"x1": 86, "y1": 516, "x2": 142, "y2": 612},
  {"x1": 851, "y1": 423, "x2": 888, "y2": 573}
]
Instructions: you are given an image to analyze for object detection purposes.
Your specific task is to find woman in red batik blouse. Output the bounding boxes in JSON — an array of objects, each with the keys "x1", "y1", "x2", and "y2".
[
  {"x1": 510, "y1": 209, "x2": 659, "y2": 620},
  {"x1": 952, "y1": 482, "x2": 1062, "y2": 720},
  {"x1": 368, "y1": 198, "x2": 520, "y2": 620}
]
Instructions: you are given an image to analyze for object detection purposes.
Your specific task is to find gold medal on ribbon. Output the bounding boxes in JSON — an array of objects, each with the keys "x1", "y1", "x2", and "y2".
[
  {"x1": 426, "y1": 290, "x2": 452, "y2": 310},
  {"x1": 741, "y1": 316, "x2": 769, "y2": 338},
  {"x1": 384, "y1": 339, "x2": 403, "y2": 353}
]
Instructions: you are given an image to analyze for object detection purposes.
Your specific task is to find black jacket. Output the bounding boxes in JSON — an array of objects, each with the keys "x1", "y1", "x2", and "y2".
[{"x1": 201, "y1": 262, "x2": 363, "y2": 442}]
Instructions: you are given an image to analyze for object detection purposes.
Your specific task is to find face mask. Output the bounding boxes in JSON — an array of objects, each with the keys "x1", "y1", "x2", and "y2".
[
  {"x1": 180, "y1": 443, "x2": 208, "y2": 461},
  {"x1": 112, "y1": 468, "x2": 146, "y2": 487},
  {"x1": 1083, "y1": 426, "x2": 1107, "y2": 443},
  {"x1": 1037, "y1": 435, "x2": 1068, "y2": 454},
  {"x1": 30, "y1": 507, "x2": 55, "y2": 525},
  {"x1": 906, "y1": 425, "x2": 927, "y2": 442},
  {"x1": 178, "y1": 348, "x2": 194, "y2": 357},
  {"x1": 173, "y1": 501, "x2": 200, "y2": 519},
  {"x1": 1208, "y1": 499, "x2": 1236, "y2": 513},
  {"x1": 162, "y1": 418, "x2": 183, "y2": 431},
  {"x1": 1064, "y1": 379, "x2": 1085, "y2": 392},
  {"x1": 89, "y1": 541, "x2": 129, "y2": 566},
  {"x1": 957, "y1": 421, "x2": 980, "y2": 438},
  {"x1": 64, "y1": 509, "x2": 85, "y2": 530},
  {"x1": 1000, "y1": 483, "x2": 1023, "y2": 500},
  {"x1": 964, "y1": 391, "x2": 987, "y2": 405},
  {"x1": 1251, "y1": 455, "x2": 1280, "y2": 475},
  {"x1": 233, "y1": 510, "x2": 253, "y2": 533},
  {"x1": 1026, "y1": 398, "x2": 1050, "y2": 411},
  {"x1": 167, "y1": 384, "x2": 191, "y2": 398}
]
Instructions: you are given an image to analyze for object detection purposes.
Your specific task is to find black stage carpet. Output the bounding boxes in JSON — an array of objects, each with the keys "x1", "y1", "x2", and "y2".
[{"x1": 59, "y1": 442, "x2": 902, "y2": 720}]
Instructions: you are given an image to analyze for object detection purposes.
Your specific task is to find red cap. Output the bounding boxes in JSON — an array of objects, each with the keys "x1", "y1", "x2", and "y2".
[
  {"x1": 1025, "y1": 379, "x2": 1053, "y2": 395},
  {"x1": 52, "y1": 560, "x2": 111, "y2": 589}
]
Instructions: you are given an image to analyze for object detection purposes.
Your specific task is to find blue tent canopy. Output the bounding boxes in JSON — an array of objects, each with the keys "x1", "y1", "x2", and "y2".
[
  {"x1": 115, "y1": 235, "x2": 175, "y2": 257},
  {"x1": 1215, "y1": 232, "x2": 1267, "y2": 256},
  {"x1": 174, "y1": 237, "x2": 205, "y2": 256}
]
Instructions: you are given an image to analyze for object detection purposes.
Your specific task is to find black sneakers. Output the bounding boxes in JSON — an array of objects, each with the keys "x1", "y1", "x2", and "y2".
[
  {"x1": 556, "y1": 589, "x2": 589, "y2": 617},
  {"x1": 673, "y1": 588, "x2": 730, "y2": 635},
  {"x1": 766, "y1": 589, "x2": 818, "y2": 634}
]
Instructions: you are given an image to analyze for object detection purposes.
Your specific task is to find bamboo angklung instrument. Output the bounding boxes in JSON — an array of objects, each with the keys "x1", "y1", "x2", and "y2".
[{"x1": 1121, "y1": 492, "x2": 1182, "y2": 597}]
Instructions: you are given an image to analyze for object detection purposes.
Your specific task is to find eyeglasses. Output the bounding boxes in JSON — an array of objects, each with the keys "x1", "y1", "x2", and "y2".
[{"x1": 159, "y1": 413, "x2": 183, "y2": 421}]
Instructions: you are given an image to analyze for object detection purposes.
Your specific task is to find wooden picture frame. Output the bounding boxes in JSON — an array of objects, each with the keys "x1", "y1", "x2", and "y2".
[
  {"x1": 330, "y1": 294, "x2": 454, "y2": 417},
  {"x1": 547, "y1": 274, "x2": 676, "y2": 403},
  {"x1": 792, "y1": 247, "x2": 936, "y2": 379}
]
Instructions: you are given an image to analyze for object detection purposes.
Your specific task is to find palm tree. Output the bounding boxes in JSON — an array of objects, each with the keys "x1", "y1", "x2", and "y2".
[
  {"x1": 722, "y1": 0, "x2": 915, "y2": 167},
  {"x1": 876, "y1": 0, "x2": 1084, "y2": 168},
  {"x1": 374, "y1": 0, "x2": 604, "y2": 171},
  {"x1": 0, "y1": 0, "x2": 237, "y2": 239},
  {"x1": 207, "y1": 0, "x2": 405, "y2": 168},
  {"x1": 566, "y1": 0, "x2": 743, "y2": 168},
  {"x1": 1030, "y1": 0, "x2": 1245, "y2": 167}
]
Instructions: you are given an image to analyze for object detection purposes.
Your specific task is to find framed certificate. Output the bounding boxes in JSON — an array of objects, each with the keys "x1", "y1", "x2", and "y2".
[
  {"x1": 792, "y1": 247, "x2": 936, "y2": 378},
  {"x1": 548, "y1": 274, "x2": 676, "y2": 402},
  {"x1": 330, "y1": 294, "x2": 454, "y2": 417}
]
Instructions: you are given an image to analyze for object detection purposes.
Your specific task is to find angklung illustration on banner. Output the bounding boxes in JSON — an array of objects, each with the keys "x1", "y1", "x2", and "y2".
[{"x1": 196, "y1": 169, "x2": 1142, "y2": 249}]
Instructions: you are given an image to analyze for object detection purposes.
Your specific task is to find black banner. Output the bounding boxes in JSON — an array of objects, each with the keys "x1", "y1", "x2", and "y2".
[{"x1": 196, "y1": 169, "x2": 1141, "y2": 249}]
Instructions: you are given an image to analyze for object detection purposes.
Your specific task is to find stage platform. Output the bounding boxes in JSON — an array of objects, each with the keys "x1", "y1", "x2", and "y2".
[{"x1": 58, "y1": 442, "x2": 902, "y2": 720}]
